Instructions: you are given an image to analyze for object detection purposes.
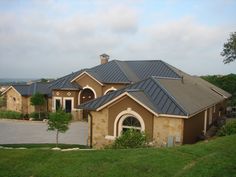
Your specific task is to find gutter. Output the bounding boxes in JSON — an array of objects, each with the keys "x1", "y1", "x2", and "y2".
[{"x1": 88, "y1": 111, "x2": 93, "y2": 148}]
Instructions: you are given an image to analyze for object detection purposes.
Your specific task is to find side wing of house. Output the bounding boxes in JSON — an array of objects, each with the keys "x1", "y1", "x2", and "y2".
[{"x1": 79, "y1": 75, "x2": 231, "y2": 149}]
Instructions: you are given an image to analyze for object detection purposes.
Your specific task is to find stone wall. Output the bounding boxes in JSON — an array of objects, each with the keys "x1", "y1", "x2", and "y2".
[
  {"x1": 6, "y1": 88, "x2": 22, "y2": 113},
  {"x1": 153, "y1": 116, "x2": 184, "y2": 147},
  {"x1": 90, "y1": 109, "x2": 113, "y2": 149}
]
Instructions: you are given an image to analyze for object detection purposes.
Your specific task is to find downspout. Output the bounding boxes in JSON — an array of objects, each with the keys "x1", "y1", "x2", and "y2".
[{"x1": 88, "y1": 111, "x2": 93, "y2": 148}]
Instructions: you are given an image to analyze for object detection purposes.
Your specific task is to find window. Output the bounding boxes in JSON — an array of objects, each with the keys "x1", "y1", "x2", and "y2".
[
  {"x1": 65, "y1": 100, "x2": 72, "y2": 113},
  {"x1": 55, "y1": 99, "x2": 61, "y2": 110},
  {"x1": 104, "y1": 87, "x2": 117, "y2": 95},
  {"x1": 213, "y1": 105, "x2": 216, "y2": 113},
  {"x1": 105, "y1": 90, "x2": 115, "y2": 95},
  {"x1": 121, "y1": 116, "x2": 141, "y2": 133}
]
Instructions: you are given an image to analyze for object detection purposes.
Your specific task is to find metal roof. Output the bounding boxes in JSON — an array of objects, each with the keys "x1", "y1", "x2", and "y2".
[
  {"x1": 48, "y1": 70, "x2": 82, "y2": 90},
  {"x1": 78, "y1": 77, "x2": 187, "y2": 116},
  {"x1": 13, "y1": 82, "x2": 52, "y2": 97},
  {"x1": 78, "y1": 73, "x2": 231, "y2": 116},
  {"x1": 49, "y1": 59, "x2": 182, "y2": 90}
]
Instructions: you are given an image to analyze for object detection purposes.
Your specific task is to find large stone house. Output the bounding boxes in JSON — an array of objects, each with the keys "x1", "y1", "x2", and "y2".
[
  {"x1": 2, "y1": 82, "x2": 51, "y2": 115},
  {"x1": 2, "y1": 54, "x2": 231, "y2": 148}
]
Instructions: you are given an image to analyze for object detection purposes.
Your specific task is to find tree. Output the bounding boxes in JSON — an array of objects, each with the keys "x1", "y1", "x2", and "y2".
[
  {"x1": 221, "y1": 32, "x2": 236, "y2": 64},
  {"x1": 201, "y1": 74, "x2": 236, "y2": 106},
  {"x1": 30, "y1": 92, "x2": 46, "y2": 120},
  {"x1": 47, "y1": 109, "x2": 72, "y2": 147}
]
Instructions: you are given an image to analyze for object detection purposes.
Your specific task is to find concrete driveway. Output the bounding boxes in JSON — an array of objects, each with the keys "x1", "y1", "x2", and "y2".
[{"x1": 0, "y1": 119, "x2": 88, "y2": 145}]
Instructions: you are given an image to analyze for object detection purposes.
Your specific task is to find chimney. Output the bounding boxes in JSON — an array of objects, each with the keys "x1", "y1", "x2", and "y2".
[{"x1": 100, "y1": 53, "x2": 109, "y2": 64}]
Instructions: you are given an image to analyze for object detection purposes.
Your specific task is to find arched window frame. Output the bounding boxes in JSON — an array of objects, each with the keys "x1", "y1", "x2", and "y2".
[
  {"x1": 78, "y1": 85, "x2": 97, "y2": 105},
  {"x1": 104, "y1": 87, "x2": 117, "y2": 95},
  {"x1": 114, "y1": 108, "x2": 145, "y2": 137}
]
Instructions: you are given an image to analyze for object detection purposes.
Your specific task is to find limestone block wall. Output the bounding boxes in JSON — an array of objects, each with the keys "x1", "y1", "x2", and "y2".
[
  {"x1": 153, "y1": 116, "x2": 184, "y2": 147},
  {"x1": 90, "y1": 109, "x2": 113, "y2": 149},
  {"x1": 27, "y1": 97, "x2": 35, "y2": 114},
  {"x1": 6, "y1": 89, "x2": 22, "y2": 113}
]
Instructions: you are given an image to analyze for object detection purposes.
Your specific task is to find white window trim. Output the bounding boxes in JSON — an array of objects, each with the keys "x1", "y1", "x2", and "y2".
[
  {"x1": 104, "y1": 87, "x2": 117, "y2": 95},
  {"x1": 114, "y1": 108, "x2": 145, "y2": 137},
  {"x1": 53, "y1": 97, "x2": 62, "y2": 111},
  {"x1": 213, "y1": 105, "x2": 216, "y2": 113},
  {"x1": 70, "y1": 71, "x2": 104, "y2": 86},
  {"x1": 63, "y1": 97, "x2": 75, "y2": 112}
]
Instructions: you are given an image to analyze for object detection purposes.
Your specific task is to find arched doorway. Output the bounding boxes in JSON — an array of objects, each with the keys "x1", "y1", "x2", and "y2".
[{"x1": 80, "y1": 88, "x2": 95, "y2": 119}]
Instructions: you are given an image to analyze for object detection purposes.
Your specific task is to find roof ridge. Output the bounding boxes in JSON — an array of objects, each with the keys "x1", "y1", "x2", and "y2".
[
  {"x1": 150, "y1": 77, "x2": 188, "y2": 116},
  {"x1": 161, "y1": 61, "x2": 181, "y2": 78},
  {"x1": 114, "y1": 60, "x2": 135, "y2": 83}
]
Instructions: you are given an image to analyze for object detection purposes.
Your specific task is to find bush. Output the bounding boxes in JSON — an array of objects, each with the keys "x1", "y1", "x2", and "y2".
[
  {"x1": 29, "y1": 112, "x2": 48, "y2": 120},
  {"x1": 112, "y1": 129, "x2": 148, "y2": 149},
  {"x1": 0, "y1": 110, "x2": 22, "y2": 119},
  {"x1": 217, "y1": 120, "x2": 236, "y2": 136}
]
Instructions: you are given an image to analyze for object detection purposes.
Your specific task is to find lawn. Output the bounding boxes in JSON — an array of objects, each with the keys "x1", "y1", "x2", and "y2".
[{"x1": 0, "y1": 135, "x2": 236, "y2": 177}]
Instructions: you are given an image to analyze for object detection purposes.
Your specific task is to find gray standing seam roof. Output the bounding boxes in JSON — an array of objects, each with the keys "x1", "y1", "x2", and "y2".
[
  {"x1": 48, "y1": 59, "x2": 182, "y2": 90},
  {"x1": 78, "y1": 76, "x2": 187, "y2": 116},
  {"x1": 13, "y1": 82, "x2": 52, "y2": 97}
]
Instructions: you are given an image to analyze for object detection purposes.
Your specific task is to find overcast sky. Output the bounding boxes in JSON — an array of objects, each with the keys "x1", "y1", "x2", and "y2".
[{"x1": 0, "y1": 0, "x2": 236, "y2": 79}]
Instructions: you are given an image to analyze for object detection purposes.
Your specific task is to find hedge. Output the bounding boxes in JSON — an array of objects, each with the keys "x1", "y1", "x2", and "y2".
[{"x1": 0, "y1": 110, "x2": 22, "y2": 119}]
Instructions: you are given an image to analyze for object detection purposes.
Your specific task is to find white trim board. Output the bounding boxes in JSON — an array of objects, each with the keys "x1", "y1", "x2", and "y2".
[{"x1": 70, "y1": 71, "x2": 104, "y2": 86}]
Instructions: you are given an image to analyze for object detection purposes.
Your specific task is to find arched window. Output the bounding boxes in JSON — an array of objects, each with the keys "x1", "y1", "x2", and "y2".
[
  {"x1": 80, "y1": 88, "x2": 95, "y2": 119},
  {"x1": 104, "y1": 87, "x2": 117, "y2": 95},
  {"x1": 121, "y1": 116, "x2": 142, "y2": 133},
  {"x1": 115, "y1": 109, "x2": 145, "y2": 137},
  {"x1": 80, "y1": 88, "x2": 95, "y2": 104}
]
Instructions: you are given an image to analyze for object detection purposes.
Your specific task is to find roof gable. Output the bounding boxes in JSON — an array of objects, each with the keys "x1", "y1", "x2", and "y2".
[{"x1": 70, "y1": 71, "x2": 104, "y2": 86}]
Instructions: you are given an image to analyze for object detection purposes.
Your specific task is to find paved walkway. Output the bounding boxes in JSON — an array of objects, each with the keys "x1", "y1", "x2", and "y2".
[{"x1": 0, "y1": 119, "x2": 88, "y2": 145}]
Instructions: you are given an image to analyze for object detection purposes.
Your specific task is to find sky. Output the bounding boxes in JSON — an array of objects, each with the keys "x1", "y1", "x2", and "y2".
[{"x1": 0, "y1": 0, "x2": 236, "y2": 79}]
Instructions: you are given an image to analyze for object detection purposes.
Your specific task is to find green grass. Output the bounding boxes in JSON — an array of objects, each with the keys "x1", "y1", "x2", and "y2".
[{"x1": 0, "y1": 135, "x2": 236, "y2": 177}]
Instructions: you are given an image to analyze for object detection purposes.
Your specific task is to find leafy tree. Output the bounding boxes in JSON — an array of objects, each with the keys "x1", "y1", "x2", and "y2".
[
  {"x1": 47, "y1": 109, "x2": 72, "y2": 147},
  {"x1": 30, "y1": 92, "x2": 46, "y2": 120},
  {"x1": 217, "y1": 120, "x2": 236, "y2": 136},
  {"x1": 201, "y1": 74, "x2": 236, "y2": 106},
  {"x1": 221, "y1": 32, "x2": 236, "y2": 64}
]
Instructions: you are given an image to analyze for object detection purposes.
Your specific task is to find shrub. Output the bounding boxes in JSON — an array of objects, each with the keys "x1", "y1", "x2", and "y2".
[
  {"x1": 112, "y1": 129, "x2": 148, "y2": 149},
  {"x1": 29, "y1": 112, "x2": 48, "y2": 120},
  {"x1": 48, "y1": 109, "x2": 72, "y2": 147},
  {"x1": 0, "y1": 110, "x2": 22, "y2": 119},
  {"x1": 217, "y1": 120, "x2": 236, "y2": 136}
]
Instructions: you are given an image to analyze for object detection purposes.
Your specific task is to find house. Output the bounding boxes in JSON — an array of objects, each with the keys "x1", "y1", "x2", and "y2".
[
  {"x1": 2, "y1": 54, "x2": 231, "y2": 148},
  {"x1": 2, "y1": 82, "x2": 52, "y2": 115}
]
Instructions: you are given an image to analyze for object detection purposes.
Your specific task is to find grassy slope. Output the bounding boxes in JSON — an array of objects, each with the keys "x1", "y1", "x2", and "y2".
[{"x1": 0, "y1": 135, "x2": 236, "y2": 177}]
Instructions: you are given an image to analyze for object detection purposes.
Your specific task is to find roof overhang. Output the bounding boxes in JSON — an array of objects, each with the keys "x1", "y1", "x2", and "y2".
[{"x1": 70, "y1": 71, "x2": 104, "y2": 86}]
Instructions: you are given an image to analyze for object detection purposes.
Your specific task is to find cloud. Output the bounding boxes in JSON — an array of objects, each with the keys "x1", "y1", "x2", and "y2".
[{"x1": 0, "y1": 1, "x2": 235, "y2": 78}]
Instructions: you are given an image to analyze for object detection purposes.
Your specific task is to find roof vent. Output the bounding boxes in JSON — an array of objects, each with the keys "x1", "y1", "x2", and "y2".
[{"x1": 100, "y1": 54, "x2": 109, "y2": 64}]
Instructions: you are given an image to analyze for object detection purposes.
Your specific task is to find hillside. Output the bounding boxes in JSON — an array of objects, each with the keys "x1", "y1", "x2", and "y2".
[{"x1": 0, "y1": 135, "x2": 235, "y2": 177}]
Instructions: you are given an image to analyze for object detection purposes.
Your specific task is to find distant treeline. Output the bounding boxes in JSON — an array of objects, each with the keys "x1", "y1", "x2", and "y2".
[{"x1": 201, "y1": 74, "x2": 236, "y2": 106}]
